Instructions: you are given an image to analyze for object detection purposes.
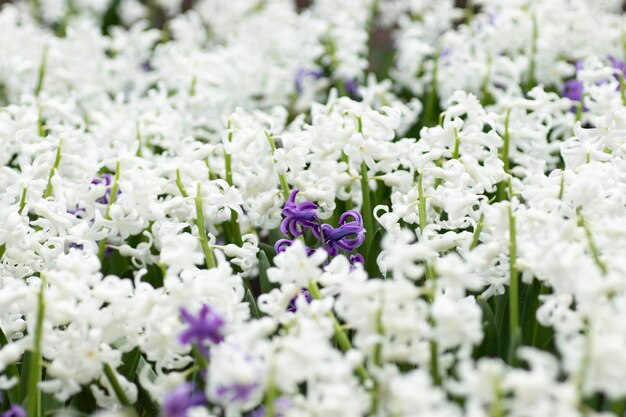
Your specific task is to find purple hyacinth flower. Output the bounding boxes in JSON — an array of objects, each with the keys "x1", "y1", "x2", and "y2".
[
  {"x1": 349, "y1": 253, "x2": 365, "y2": 270},
  {"x1": 280, "y1": 189, "x2": 319, "y2": 237},
  {"x1": 274, "y1": 238, "x2": 293, "y2": 254},
  {"x1": 287, "y1": 289, "x2": 313, "y2": 313},
  {"x1": 163, "y1": 383, "x2": 206, "y2": 417},
  {"x1": 215, "y1": 382, "x2": 258, "y2": 403},
  {"x1": 609, "y1": 55, "x2": 626, "y2": 75},
  {"x1": 344, "y1": 79, "x2": 360, "y2": 99},
  {"x1": 295, "y1": 68, "x2": 324, "y2": 94},
  {"x1": 274, "y1": 239, "x2": 316, "y2": 256},
  {"x1": 1, "y1": 405, "x2": 27, "y2": 417},
  {"x1": 313, "y1": 210, "x2": 366, "y2": 256},
  {"x1": 562, "y1": 60, "x2": 585, "y2": 103},
  {"x1": 179, "y1": 304, "x2": 225, "y2": 356},
  {"x1": 91, "y1": 173, "x2": 119, "y2": 205},
  {"x1": 562, "y1": 79, "x2": 584, "y2": 102}
]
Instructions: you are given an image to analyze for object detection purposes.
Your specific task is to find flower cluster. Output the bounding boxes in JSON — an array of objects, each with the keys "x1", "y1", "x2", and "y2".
[{"x1": 1, "y1": 1, "x2": 626, "y2": 417}]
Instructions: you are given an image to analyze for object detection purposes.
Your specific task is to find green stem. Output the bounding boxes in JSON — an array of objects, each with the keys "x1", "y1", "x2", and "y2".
[
  {"x1": 370, "y1": 307, "x2": 384, "y2": 414},
  {"x1": 616, "y1": 71, "x2": 626, "y2": 106},
  {"x1": 469, "y1": 213, "x2": 485, "y2": 250},
  {"x1": 34, "y1": 47, "x2": 47, "y2": 97},
  {"x1": 418, "y1": 171, "x2": 441, "y2": 384},
  {"x1": 307, "y1": 280, "x2": 369, "y2": 381},
  {"x1": 429, "y1": 338, "x2": 441, "y2": 386},
  {"x1": 577, "y1": 209, "x2": 607, "y2": 275},
  {"x1": 224, "y1": 127, "x2": 243, "y2": 247},
  {"x1": 340, "y1": 152, "x2": 353, "y2": 210},
  {"x1": 360, "y1": 161, "x2": 374, "y2": 256},
  {"x1": 423, "y1": 51, "x2": 440, "y2": 127},
  {"x1": 43, "y1": 139, "x2": 63, "y2": 199},
  {"x1": 135, "y1": 123, "x2": 142, "y2": 158},
  {"x1": 264, "y1": 379, "x2": 278, "y2": 417},
  {"x1": 497, "y1": 108, "x2": 512, "y2": 201},
  {"x1": 37, "y1": 108, "x2": 45, "y2": 137},
  {"x1": 527, "y1": 13, "x2": 538, "y2": 89},
  {"x1": 26, "y1": 275, "x2": 46, "y2": 417},
  {"x1": 103, "y1": 364, "x2": 132, "y2": 406},
  {"x1": 98, "y1": 161, "x2": 121, "y2": 260},
  {"x1": 451, "y1": 127, "x2": 460, "y2": 159},
  {"x1": 195, "y1": 183, "x2": 217, "y2": 269},
  {"x1": 189, "y1": 75, "x2": 197, "y2": 97},
  {"x1": 264, "y1": 131, "x2": 290, "y2": 201},
  {"x1": 175, "y1": 169, "x2": 188, "y2": 198},
  {"x1": 19, "y1": 187, "x2": 28, "y2": 215},
  {"x1": 507, "y1": 201, "x2": 520, "y2": 363}
]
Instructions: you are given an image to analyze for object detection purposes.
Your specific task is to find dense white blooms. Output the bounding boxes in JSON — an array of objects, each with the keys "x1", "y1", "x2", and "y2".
[{"x1": 0, "y1": 0, "x2": 625, "y2": 416}]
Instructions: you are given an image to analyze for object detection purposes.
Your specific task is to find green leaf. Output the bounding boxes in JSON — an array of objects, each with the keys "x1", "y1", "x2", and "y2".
[
  {"x1": 258, "y1": 250, "x2": 274, "y2": 294},
  {"x1": 119, "y1": 347, "x2": 141, "y2": 382},
  {"x1": 245, "y1": 289, "x2": 260, "y2": 319},
  {"x1": 475, "y1": 297, "x2": 499, "y2": 358},
  {"x1": 69, "y1": 384, "x2": 98, "y2": 414},
  {"x1": 133, "y1": 356, "x2": 160, "y2": 416},
  {"x1": 520, "y1": 279, "x2": 541, "y2": 346},
  {"x1": 365, "y1": 227, "x2": 383, "y2": 278}
]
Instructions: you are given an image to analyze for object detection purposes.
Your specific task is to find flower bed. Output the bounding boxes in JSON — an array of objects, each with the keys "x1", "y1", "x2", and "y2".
[{"x1": 1, "y1": 1, "x2": 626, "y2": 416}]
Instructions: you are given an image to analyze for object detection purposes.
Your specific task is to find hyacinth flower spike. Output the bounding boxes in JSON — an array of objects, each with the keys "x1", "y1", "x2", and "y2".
[
  {"x1": 163, "y1": 383, "x2": 207, "y2": 417},
  {"x1": 179, "y1": 304, "x2": 225, "y2": 356},
  {"x1": 280, "y1": 189, "x2": 319, "y2": 237},
  {"x1": 313, "y1": 210, "x2": 366, "y2": 256}
]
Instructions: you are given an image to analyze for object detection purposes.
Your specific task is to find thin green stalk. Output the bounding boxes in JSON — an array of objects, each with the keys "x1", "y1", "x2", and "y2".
[
  {"x1": 264, "y1": 379, "x2": 278, "y2": 417},
  {"x1": 43, "y1": 139, "x2": 63, "y2": 199},
  {"x1": 37, "y1": 108, "x2": 45, "y2": 137},
  {"x1": 307, "y1": 280, "x2": 370, "y2": 381},
  {"x1": 429, "y1": 338, "x2": 441, "y2": 386},
  {"x1": 19, "y1": 187, "x2": 28, "y2": 215},
  {"x1": 360, "y1": 161, "x2": 374, "y2": 256},
  {"x1": 26, "y1": 275, "x2": 46, "y2": 417},
  {"x1": 103, "y1": 364, "x2": 132, "y2": 407},
  {"x1": 98, "y1": 161, "x2": 121, "y2": 260},
  {"x1": 418, "y1": 171, "x2": 441, "y2": 384},
  {"x1": 489, "y1": 380, "x2": 505, "y2": 417},
  {"x1": 195, "y1": 183, "x2": 217, "y2": 269},
  {"x1": 340, "y1": 152, "x2": 353, "y2": 210},
  {"x1": 577, "y1": 209, "x2": 607, "y2": 275},
  {"x1": 497, "y1": 108, "x2": 512, "y2": 201},
  {"x1": 34, "y1": 47, "x2": 47, "y2": 97},
  {"x1": 616, "y1": 71, "x2": 626, "y2": 106},
  {"x1": 417, "y1": 171, "x2": 427, "y2": 233},
  {"x1": 225, "y1": 125, "x2": 243, "y2": 247},
  {"x1": 526, "y1": 13, "x2": 538, "y2": 89},
  {"x1": 264, "y1": 131, "x2": 290, "y2": 201},
  {"x1": 135, "y1": 123, "x2": 142, "y2": 158},
  {"x1": 370, "y1": 308, "x2": 384, "y2": 414},
  {"x1": 480, "y1": 55, "x2": 493, "y2": 105},
  {"x1": 469, "y1": 213, "x2": 485, "y2": 250},
  {"x1": 451, "y1": 127, "x2": 460, "y2": 159},
  {"x1": 575, "y1": 95, "x2": 585, "y2": 125},
  {"x1": 423, "y1": 51, "x2": 440, "y2": 127},
  {"x1": 507, "y1": 201, "x2": 520, "y2": 363},
  {"x1": 189, "y1": 75, "x2": 197, "y2": 97},
  {"x1": 175, "y1": 169, "x2": 188, "y2": 198}
]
